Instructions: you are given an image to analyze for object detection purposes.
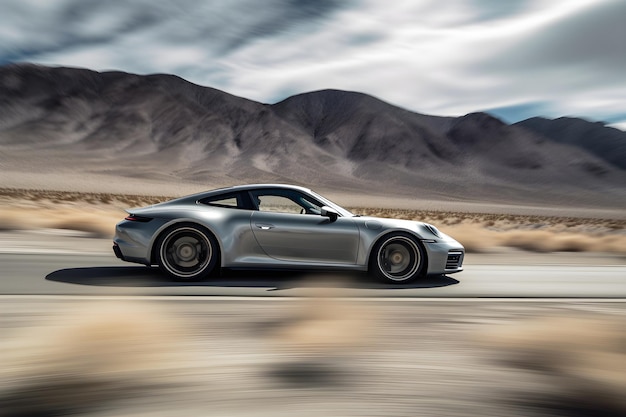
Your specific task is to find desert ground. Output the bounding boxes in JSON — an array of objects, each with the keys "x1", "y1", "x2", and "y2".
[
  {"x1": 1, "y1": 297, "x2": 625, "y2": 417},
  {"x1": 1, "y1": 184, "x2": 625, "y2": 417},
  {"x1": 1, "y1": 187, "x2": 624, "y2": 255}
]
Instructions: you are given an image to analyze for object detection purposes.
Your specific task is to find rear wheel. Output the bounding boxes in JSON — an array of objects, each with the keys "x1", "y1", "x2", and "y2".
[
  {"x1": 156, "y1": 224, "x2": 218, "y2": 281},
  {"x1": 370, "y1": 233, "x2": 425, "y2": 283}
]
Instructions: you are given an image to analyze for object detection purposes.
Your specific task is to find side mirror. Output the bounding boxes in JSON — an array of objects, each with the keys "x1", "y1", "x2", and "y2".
[{"x1": 320, "y1": 206, "x2": 339, "y2": 222}]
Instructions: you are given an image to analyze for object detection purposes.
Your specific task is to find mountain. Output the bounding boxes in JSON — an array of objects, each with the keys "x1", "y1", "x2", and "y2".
[
  {"x1": 1, "y1": 63, "x2": 624, "y2": 208},
  {"x1": 515, "y1": 117, "x2": 626, "y2": 170}
]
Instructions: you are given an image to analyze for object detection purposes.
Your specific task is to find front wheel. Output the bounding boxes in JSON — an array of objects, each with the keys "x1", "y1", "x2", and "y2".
[
  {"x1": 370, "y1": 233, "x2": 426, "y2": 283},
  {"x1": 156, "y1": 224, "x2": 218, "y2": 281}
]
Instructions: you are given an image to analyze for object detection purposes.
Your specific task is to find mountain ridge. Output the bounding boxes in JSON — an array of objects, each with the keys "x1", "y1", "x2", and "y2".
[
  {"x1": 515, "y1": 116, "x2": 626, "y2": 170},
  {"x1": 1, "y1": 63, "x2": 624, "y2": 208}
]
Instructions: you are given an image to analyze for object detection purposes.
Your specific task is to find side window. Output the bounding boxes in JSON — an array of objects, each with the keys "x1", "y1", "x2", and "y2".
[
  {"x1": 256, "y1": 195, "x2": 303, "y2": 214},
  {"x1": 250, "y1": 189, "x2": 323, "y2": 215},
  {"x1": 199, "y1": 192, "x2": 251, "y2": 209},
  {"x1": 207, "y1": 196, "x2": 238, "y2": 208}
]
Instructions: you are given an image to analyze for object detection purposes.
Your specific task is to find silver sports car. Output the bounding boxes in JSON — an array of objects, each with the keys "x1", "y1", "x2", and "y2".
[{"x1": 113, "y1": 184, "x2": 464, "y2": 283}]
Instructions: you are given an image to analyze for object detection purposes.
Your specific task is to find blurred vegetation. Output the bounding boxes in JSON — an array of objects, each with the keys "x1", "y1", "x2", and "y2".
[{"x1": 0, "y1": 188, "x2": 624, "y2": 253}]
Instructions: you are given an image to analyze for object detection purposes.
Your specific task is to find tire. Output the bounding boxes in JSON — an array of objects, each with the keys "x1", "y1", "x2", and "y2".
[
  {"x1": 156, "y1": 223, "x2": 218, "y2": 281},
  {"x1": 370, "y1": 233, "x2": 425, "y2": 283}
]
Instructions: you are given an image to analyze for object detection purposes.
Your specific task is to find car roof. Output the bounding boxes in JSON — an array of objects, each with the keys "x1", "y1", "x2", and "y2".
[
  {"x1": 169, "y1": 184, "x2": 314, "y2": 203},
  {"x1": 218, "y1": 183, "x2": 313, "y2": 193},
  {"x1": 156, "y1": 183, "x2": 354, "y2": 217}
]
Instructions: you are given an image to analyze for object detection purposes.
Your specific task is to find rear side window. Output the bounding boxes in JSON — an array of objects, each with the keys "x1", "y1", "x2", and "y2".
[
  {"x1": 199, "y1": 192, "x2": 251, "y2": 209},
  {"x1": 207, "y1": 196, "x2": 238, "y2": 207}
]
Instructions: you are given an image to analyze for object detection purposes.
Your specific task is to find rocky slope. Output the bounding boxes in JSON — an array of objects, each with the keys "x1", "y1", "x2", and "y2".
[
  {"x1": 1, "y1": 63, "x2": 624, "y2": 207},
  {"x1": 516, "y1": 116, "x2": 626, "y2": 170}
]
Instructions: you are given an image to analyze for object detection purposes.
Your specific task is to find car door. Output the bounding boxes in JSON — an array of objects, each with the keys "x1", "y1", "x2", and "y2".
[{"x1": 249, "y1": 191, "x2": 360, "y2": 264}]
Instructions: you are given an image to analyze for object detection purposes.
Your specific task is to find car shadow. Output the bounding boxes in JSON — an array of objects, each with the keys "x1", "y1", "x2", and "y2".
[{"x1": 45, "y1": 266, "x2": 459, "y2": 290}]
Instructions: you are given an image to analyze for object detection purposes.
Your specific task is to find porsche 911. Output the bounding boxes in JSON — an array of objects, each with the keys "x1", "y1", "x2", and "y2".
[{"x1": 113, "y1": 184, "x2": 464, "y2": 283}]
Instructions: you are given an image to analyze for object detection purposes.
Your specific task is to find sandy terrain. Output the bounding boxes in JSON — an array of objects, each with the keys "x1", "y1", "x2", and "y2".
[
  {"x1": 1, "y1": 187, "x2": 624, "y2": 255},
  {"x1": 1, "y1": 183, "x2": 624, "y2": 417},
  {"x1": 1, "y1": 297, "x2": 624, "y2": 417}
]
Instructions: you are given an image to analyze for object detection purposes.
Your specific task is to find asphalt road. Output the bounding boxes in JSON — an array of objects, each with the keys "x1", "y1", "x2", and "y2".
[
  {"x1": 2, "y1": 234, "x2": 625, "y2": 417},
  {"x1": 1, "y1": 251, "x2": 625, "y2": 298}
]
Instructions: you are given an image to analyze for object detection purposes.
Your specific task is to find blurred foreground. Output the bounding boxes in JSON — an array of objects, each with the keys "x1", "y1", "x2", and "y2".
[{"x1": 1, "y1": 293, "x2": 624, "y2": 417}]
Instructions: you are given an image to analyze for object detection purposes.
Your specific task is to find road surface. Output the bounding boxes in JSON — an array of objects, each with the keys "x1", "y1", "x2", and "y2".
[
  {"x1": 1, "y1": 250, "x2": 625, "y2": 297},
  {"x1": 2, "y1": 232, "x2": 625, "y2": 417}
]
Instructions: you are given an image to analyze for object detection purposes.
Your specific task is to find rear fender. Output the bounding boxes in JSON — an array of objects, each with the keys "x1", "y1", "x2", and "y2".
[{"x1": 149, "y1": 219, "x2": 221, "y2": 265}]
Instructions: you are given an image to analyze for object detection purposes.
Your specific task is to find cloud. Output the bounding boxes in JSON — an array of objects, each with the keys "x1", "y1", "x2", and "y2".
[
  {"x1": 492, "y1": 0, "x2": 626, "y2": 71},
  {"x1": 0, "y1": 0, "x2": 625, "y2": 129},
  {"x1": 0, "y1": 0, "x2": 347, "y2": 64},
  {"x1": 470, "y1": 0, "x2": 626, "y2": 121}
]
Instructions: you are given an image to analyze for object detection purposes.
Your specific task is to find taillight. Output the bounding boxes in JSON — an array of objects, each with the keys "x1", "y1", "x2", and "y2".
[{"x1": 124, "y1": 214, "x2": 152, "y2": 222}]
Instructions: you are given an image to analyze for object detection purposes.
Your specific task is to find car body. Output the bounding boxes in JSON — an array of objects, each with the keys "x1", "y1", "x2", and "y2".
[{"x1": 113, "y1": 184, "x2": 464, "y2": 283}]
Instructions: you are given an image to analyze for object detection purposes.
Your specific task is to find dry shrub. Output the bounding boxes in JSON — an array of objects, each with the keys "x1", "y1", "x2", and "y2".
[
  {"x1": 597, "y1": 234, "x2": 626, "y2": 254},
  {"x1": 497, "y1": 230, "x2": 626, "y2": 254},
  {"x1": 0, "y1": 206, "x2": 123, "y2": 238},
  {"x1": 497, "y1": 230, "x2": 582, "y2": 253},
  {"x1": 270, "y1": 285, "x2": 373, "y2": 355},
  {"x1": 0, "y1": 187, "x2": 170, "y2": 207},
  {"x1": 0, "y1": 301, "x2": 186, "y2": 417},
  {"x1": 481, "y1": 313, "x2": 626, "y2": 416},
  {"x1": 51, "y1": 218, "x2": 114, "y2": 238},
  {"x1": 550, "y1": 233, "x2": 602, "y2": 252},
  {"x1": 267, "y1": 282, "x2": 376, "y2": 385},
  {"x1": 0, "y1": 208, "x2": 31, "y2": 231},
  {"x1": 46, "y1": 209, "x2": 122, "y2": 238},
  {"x1": 441, "y1": 224, "x2": 499, "y2": 253}
]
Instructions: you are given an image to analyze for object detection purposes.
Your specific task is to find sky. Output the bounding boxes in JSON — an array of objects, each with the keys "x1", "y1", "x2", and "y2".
[{"x1": 1, "y1": 0, "x2": 625, "y2": 130}]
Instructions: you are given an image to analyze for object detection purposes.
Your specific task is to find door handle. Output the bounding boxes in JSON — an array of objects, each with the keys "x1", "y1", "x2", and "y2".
[{"x1": 255, "y1": 223, "x2": 274, "y2": 230}]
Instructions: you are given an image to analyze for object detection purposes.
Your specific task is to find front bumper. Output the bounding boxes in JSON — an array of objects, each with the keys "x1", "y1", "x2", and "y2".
[{"x1": 423, "y1": 240, "x2": 465, "y2": 275}]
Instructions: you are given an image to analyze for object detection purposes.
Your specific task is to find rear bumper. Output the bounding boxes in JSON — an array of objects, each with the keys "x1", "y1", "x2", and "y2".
[
  {"x1": 112, "y1": 219, "x2": 160, "y2": 266},
  {"x1": 112, "y1": 242, "x2": 124, "y2": 260},
  {"x1": 112, "y1": 239, "x2": 151, "y2": 265}
]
